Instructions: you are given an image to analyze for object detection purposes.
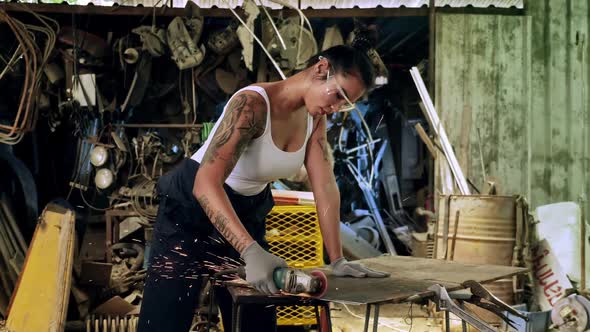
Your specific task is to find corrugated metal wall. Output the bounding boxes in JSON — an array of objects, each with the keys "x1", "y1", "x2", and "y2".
[
  {"x1": 434, "y1": 0, "x2": 590, "y2": 214},
  {"x1": 434, "y1": 13, "x2": 532, "y2": 195},
  {"x1": 527, "y1": 0, "x2": 590, "y2": 210}
]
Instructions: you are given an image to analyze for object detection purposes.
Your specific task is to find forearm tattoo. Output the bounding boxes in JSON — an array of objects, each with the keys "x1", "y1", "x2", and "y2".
[
  {"x1": 197, "y1": 195, "x2": 250, "y2": 253},
  {"x1": 202, "y1": 94, "x2": 265, "y2": 178},
  {"x1": 317, "y1": 137, "x2": 331, "y2": 163}
]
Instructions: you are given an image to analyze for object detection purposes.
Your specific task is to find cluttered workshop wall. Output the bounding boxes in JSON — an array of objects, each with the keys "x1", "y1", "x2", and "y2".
[{"x1": 435, "y1": 3, "x2": 590, "y2": 216}]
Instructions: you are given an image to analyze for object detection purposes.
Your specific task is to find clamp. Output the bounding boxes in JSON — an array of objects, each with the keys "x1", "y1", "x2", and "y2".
[
  {"x1": 411, "y1": 280, "x2": 528, "y2": 332},
  {"x1": 461, "y1": 280, "x2": 527, "y2": 329}
]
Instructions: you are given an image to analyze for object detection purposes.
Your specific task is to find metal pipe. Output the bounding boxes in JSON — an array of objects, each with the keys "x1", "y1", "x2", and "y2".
[
  {"x1": 359, "y1": 183, "x2": 397, "y2": 255},
  {"x1": 363, "y1": 305, "x2": 371, "y2": 332},
  {"x1": 449, "y1": 210, "x2": 460, "y2": 261},
  {"x1": 372, "y1": 304, "x2": 380, "y2": 332}
]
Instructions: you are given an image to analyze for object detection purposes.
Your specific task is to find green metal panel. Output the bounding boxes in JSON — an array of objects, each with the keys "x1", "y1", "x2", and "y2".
[
  {"x1": 435, "y1": 4, "x2": 590, "y2": 215},
  {"x1": 528, "y1": 0, "x2": 590, "y2": 209},
  {"x1": 435, "y1": 13, "x2": 531, "y2": 195}
]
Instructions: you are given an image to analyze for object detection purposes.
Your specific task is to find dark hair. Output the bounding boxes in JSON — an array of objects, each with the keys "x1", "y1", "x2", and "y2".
[{"x1": 307, "y1": 45, "x2": 375, "y2": 90}]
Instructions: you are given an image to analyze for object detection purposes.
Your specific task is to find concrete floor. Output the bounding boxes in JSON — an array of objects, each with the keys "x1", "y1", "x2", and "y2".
[{"x1": 328, "y1": 302, "x2": 441, "y2": 332}]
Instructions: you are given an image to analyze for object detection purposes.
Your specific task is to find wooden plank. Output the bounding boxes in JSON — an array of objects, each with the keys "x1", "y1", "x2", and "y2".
[
  {"x1": 6, "y1": 204, "x2": 76, "y2": 332},
  {"x1": 314, "y1": 255, "x2": 527, "y2": 305},
  {"x1": 414, "y1": 123, "x2": 437, "y2": 159}
]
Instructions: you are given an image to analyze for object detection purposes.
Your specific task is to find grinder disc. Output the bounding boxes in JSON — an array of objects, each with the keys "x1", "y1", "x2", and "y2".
[{"x1": 310, "y1": 270, "x2": 328, "y2": 298}]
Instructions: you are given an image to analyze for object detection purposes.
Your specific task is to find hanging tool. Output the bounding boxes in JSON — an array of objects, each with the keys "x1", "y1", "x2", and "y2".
[
  {"x1": 461, "y1": 280, "x2": 525, "y2": 321},
  {"x1": 216, "y1": 266, "x2": 328, "y2": 297}
]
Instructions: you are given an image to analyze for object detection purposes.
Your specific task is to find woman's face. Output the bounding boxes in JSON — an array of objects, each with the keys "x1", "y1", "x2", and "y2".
[{"x1": 305, "y1": 63, "x2": 366, "y2": 117}]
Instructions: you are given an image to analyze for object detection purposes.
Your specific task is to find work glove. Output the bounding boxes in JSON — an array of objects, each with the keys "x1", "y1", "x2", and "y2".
[
  {"x1": 241, "y1": 242, "x2": 288, "y2": 295},
  {"x1": 330, "y1": 257, "x2": 390, "y2": 278}
]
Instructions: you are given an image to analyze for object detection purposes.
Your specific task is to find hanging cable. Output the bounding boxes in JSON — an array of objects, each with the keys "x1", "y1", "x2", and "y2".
[{"x1": 0, "y1": 9, "x2": 58, "y2": 145}]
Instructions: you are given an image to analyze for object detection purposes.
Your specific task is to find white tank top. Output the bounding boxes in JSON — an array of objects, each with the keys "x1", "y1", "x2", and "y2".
[{"x1": 191, "y1": 86, "x2": 313, "y2": 196}]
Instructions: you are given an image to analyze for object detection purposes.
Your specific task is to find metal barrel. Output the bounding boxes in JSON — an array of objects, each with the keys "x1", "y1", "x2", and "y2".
[{"x1": 435, "y1": 195, "x2": 521, "y2": 326}]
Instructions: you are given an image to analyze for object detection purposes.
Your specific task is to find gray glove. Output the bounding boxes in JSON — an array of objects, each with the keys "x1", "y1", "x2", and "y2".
[
  {"x1": 330, "y1": 257, "x2": 390, "y2": 278},
  {"x1": 241, "y1": 242, "x2": 288, "y2": 294}
]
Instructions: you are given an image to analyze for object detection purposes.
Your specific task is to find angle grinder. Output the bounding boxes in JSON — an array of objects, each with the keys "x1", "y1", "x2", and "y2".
[{"x1": 221, "y1": 266, "x2": 328, "y2": 297}]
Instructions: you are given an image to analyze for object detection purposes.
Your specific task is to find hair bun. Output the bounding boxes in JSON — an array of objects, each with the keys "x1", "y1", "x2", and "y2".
[{"x1": 351, "y1": 36, "x2": 373, "y2": 53}]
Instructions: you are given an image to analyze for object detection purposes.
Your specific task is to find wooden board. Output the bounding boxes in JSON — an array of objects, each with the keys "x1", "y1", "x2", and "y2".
[{"x1": 313, "y1": 255, "x2": 527, "y2": 305}]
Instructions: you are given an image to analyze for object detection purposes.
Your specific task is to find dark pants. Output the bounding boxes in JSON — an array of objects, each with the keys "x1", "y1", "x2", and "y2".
[{"x1": 138, "y1": 159, "x2": 277, "y2": 332}]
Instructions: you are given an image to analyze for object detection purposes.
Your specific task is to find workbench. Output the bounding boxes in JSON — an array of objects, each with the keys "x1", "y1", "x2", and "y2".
[
  {"x1": 225, "y1": 255, "x2": 527, "y2": 332},
  {"x1": 226, "y1": 286, "x2": 332, "y2": 332}
]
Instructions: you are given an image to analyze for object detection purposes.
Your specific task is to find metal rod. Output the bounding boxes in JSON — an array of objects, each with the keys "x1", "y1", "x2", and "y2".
[
  {"x1": 360, "y1": 184, "x2": 397, "y2": 255},
  {"x1": 372, "y1": 304, "x2": 380, "y2": 332},
  {"x1": 345, "y1": 138, "x2": 382, "y2": 155},
  {"x1": 449, "y1": 210, "x2": 460, "y2": 261},
  {"x1": 363, "y1": 304, "x2": 371, "y2": 332},
  {"x1": 442, "y1": 196, "x2": 452, "y2": 260},
  {"x1": 315, "y1": 305, "x2": 321, "y2": 331},
  {"x1": 323, "y1": 304, "x2": 333, "y2": 332},
  {"x1": 476, "y1": 128, "x2": 487, "y2": 183},
  {"x1": 460, "y1": 301, "x2": 468, "y2": 332}
]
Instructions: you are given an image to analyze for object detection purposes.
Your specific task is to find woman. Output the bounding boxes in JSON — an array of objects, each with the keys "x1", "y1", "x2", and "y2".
[{"x1": 138, "y1": 45, "x2": 389, "y2": 332}]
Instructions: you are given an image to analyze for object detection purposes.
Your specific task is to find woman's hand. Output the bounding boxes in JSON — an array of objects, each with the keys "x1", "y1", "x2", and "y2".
[
  {"x1": 330, "y1": 257, "x2": 390, "y2": 278},
  {"x1": 241, "y1": 242, "x2": 288, "y2": 294}
]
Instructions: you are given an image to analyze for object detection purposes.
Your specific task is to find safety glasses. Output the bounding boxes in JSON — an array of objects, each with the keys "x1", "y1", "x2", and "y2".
[{"x1": 322, "y1": 60, "x2": 357, "y2": 113}]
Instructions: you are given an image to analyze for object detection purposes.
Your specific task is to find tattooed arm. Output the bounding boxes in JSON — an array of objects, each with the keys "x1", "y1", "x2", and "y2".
[
  {"x1": 304, "y1": 115, "x2": 343, "y2": 262},
  {"x1": 193, "y1": 91, "x2": 266, "y2": 254}
]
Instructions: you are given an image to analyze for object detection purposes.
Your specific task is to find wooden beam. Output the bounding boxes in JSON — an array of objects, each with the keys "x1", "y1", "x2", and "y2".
[
  {"x1": 0, "y1": 3, "x2": 428, "y2": 17},
  {"x1": 414, "y1": 123, "x2": 437, "y2": 159},
  {"x1": 6, "y1": 204, "x2": 76, "y2": 332}
]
